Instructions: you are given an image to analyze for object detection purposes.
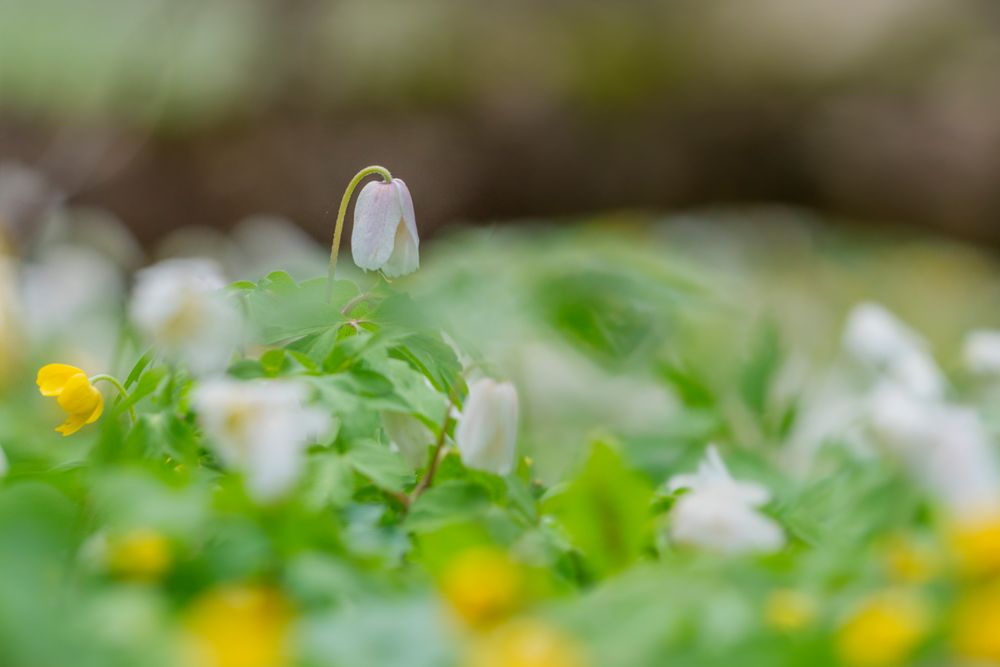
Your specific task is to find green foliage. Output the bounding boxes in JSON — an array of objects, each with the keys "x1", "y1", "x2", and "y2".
[{"x1": 4, "y1": 227, "x2": 995, "y2": 667}]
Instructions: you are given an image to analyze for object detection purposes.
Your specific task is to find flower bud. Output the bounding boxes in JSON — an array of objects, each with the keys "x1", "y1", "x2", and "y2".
[
  {"x1": 351, "y1": 178, "x2": 419, "y2": 277},
  {"x1": 455, "y1": 378, "x2": 519, "y2": 475}
]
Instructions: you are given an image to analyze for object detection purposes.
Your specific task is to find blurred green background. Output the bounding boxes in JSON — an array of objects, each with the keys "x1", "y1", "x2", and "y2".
[{"x1": 2, "y1": 0, "x2": 1000, "y2": 246}]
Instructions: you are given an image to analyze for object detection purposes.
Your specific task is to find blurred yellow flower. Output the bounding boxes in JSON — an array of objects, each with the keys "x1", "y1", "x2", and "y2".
[
  {"x1": 467, "y1": 619, "x2": 587, "y2": 667},
  {"x1": 108, "y1": 529, "x2": 172, "y2": 581},
  {"x1": 36, "y1": 363, "x2": 104, "y2": 436},
  {"x1": 442, "y1": 547, "x2": 522, "y2": 628},
  {"x1": 764, "y1": 589, "x2": 816, "y2": 631},
  {"x1": 837, "y1": 593, "x2": 928, "y2": 667},
  {"x1": 950, "y1": 514, "x2": 1000, "y2": 578},
  {"x1": 185, "y1": 585, "x2": 292, "y2": 667},
  {"x1": 884, "y1": 535, "x2": 938, "y2": 584},
  {"x1": 953, "y1": 581, "x2": 1000, "y2": 662}
]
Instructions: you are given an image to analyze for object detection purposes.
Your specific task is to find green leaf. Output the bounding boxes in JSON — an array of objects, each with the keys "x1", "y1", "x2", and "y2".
[
  {"x1": 406, "y1": 481, "x2": 491, "y2": 533},
  {"x1": 347, "y1": 441, "x2": 413, "y2": 493},
  {"x1": 387, "y1": 333, "x2": 463, "y2": 396},
  {"x1": 117, "y1": 367, "x2": 168, "y2": 412},
  {"x1": 544, "y1": 440, "x2": 653, "y2": 578},
  {"x1": 739, "y1": 321, "x2": 782, "y2": 417},
  {"x1": 123, "y1": 350, "x2": 154, "y2": 389},
  {"x1": 243, "y1": 274, "x2": 359, "y2": 344},
  {"x1": 303, "y1": 453, "x2": 355, "y2": 510},
  {"x1": 260, "y1": 348, "x2": 289, "y2": 376},
  {"x1": 535, "y1": 269, "x2": 660, "y2": 365}
]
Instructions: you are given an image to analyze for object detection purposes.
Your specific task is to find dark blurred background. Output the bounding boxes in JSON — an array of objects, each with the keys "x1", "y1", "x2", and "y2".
[{"x1": 2, "y1": 0, "x2": 1000, "y2": 247}]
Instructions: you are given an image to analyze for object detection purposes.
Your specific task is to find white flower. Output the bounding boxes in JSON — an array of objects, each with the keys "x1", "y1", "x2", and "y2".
[
  {"x1": 455, "y1": 378, "x2": 519, "y2": 475},
  {"x1": 382, "y1": 411, "x2": 434, "y2": 469},
  {"x1": 22, "y1": 246, "x2": 124, "y2": 329},
  {"x1": 129, "y1": 258, "x2": 241, "y2": 375},
  {"x1": 351, "y1": 178, "x2": 419, "y2": 277},
  {"x1": 193, "y1": 379, "x2": 330, "y2": 501},
  {"x1": 667, "y1": 446, "x2": 785, "y2": 555},
  {"x1": 842, "y1": 302, "x2": 944, "y2": 398},
  {"x1": 963, "y1": 330, "x2": 1000, "y2": 376},
  {"x1": 869, "y1": 383, "x2": 1000, "y2": 517}
]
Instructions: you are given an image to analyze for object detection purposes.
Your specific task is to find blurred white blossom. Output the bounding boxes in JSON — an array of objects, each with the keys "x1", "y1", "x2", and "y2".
[
  {"x1": 352, "y1": 178, "x2": 419, "y2": 277},
  {"x1": 129, "y1": 258, "x2": 241, "y2": 375},
  {"x1": 232, "y1": 215, "x2": 326, "y2": 281},
  {"x1": 383, "y1": 411, "x2": 434, "y2": 469},
  {"x1": 455, "y1": 378, "x2": 519, "y2": 475},
  {"x1": 21, "y1": 245, "x2": 124, "y2": 368},
  {"x1": 869, "y1": 383, "x2": 1000, "y2": 517},
  {"x1": 963, "y1": 330, "x2": 1000, "y2": 376},
  {"x1": 194, "y1": 379, "x2": 330, "y2": 501},
  {"x1": 668, "y1": 446, "x2": 785, "y2": 555},
  {"x1": 22, "y1": 246, "x2": 124, "y2": 329},
  {"x1": 842, "y1": 302, "x2": 944, "y2": 398}
]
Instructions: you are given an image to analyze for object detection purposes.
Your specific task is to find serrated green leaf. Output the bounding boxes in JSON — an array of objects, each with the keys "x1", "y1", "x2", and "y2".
[{"x1": 348, "y1": 441, "x2": 413, "y2": 493}]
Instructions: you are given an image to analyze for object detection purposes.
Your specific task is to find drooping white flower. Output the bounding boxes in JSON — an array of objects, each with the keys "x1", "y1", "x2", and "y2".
[
  {"x1": 351, "y1": 178, "x2": 419, "y2": 277},
  {"x1": 382, "y1": 411, "x2": 434, "y2": 469},
  {"x1": 842, "y1": 302, "x2": 944, "y2": 399},
  {"x1": 455, "y1": 378, "x2": 519, "y2": 475},
  {"x1": 667, "y1": 446, "x2": 785, "y2": 555},
  {"x1": 193, "y1": 379, "x2": 330, "y2": 501},
  {"x1": 963, "y1": 330, "x2": 1000, "y2": 376},
  {"x1": 129, "y1": 258, "x2": 241, "y2": 375}
]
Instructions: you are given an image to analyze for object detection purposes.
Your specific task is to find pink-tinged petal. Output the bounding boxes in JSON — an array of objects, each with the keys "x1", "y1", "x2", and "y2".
[
  {"x1": 382, "y1": 179, "x2": 420, "y2": 277},
  {"x1": 352, "y1": 180, "x2": 402, "y2": 272},
  {"x1": 393, "y1": 179, "x2": 418, "y2": 251}
]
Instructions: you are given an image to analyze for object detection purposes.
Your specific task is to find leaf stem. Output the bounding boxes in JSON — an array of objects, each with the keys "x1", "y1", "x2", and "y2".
[
  {"x1": 410, "y1": 392, "x2": 459, "y2": 503},
  {"x1": 327, "y1": 165, "x2": 393, "y2": 302},
  {"x1": 89, "y1": 374, "x2": 137, "y2": 424}
]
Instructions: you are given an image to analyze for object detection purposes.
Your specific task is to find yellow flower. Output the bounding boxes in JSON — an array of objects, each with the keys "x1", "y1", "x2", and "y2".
[
  {"x1": 949, "y1": 513, "x2": 1000, "y2": 578},
  {"x1": 884, "y1": 535, "x2": 938, "y2": 584},
  {"x1": 36, "y1": 363, "x2": 104, "y2": 436},
  {"x1": 764, "y1": 589, "x2": 816, "y2": 632},
  {"x1": 185, "y1": 584, "x2": 292, "y2": 667},
  {"x1": 953, "y1": 581, "x2": 1000, "y2": 661},
  {"x1": 441, "y1": 547, "x2": 523, "y2": 628},
  {"x1": 107, "y1": 529, "x2": 172, "y2": 581},
  {"x1": 467, "y1": 619, "x2": 588, "y2": 667},
  {"x1": 837, "y1": 593, "x2": 929, "y2": 667}
]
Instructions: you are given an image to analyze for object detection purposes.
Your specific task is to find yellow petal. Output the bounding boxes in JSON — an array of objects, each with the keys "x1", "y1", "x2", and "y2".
[
  {"x1": 56, "y1": 413, "x2": 88, "y2": 436},
  {"x1": 56, "y1": 373, "x2": 101, "y2": 417},
  {"x1": 85, "y1": 393, "x2": 104, "y2": 425},
  {"x1": 37, "y1": 363, "x2": 85, "y2": 397}
]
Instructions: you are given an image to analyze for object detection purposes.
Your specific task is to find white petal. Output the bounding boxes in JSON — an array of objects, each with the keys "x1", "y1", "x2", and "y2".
[
  {"x1": 352, "y1": 180, "x2": 402, "y2": 272},
  {"x1": 381, "y1": 219, "x2": 420, "y2": 277},
  {"x1": 382, "y1": 179, "x2": 419, "y2": 277},
  {"x1": 670, "y1": 492, "x2": 784, "y2": 555},
  {"x1": 964, "y1": 330, "x2": 1000, "y2": 375},
  {"x1": 456, "y1": 379, "x2": 519, "y2": 475},
  {"x1": 193, "y1": 379, "x2": 329, "y2": 502}
]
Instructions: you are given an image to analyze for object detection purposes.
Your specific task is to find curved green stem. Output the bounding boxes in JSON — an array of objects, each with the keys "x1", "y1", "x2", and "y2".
[
  {"x1": 89, "y1": 374, "x2": 137, "y2": 424},
  {"x1": 327, "y1": 165, "x2": 393, "y2": 301}
]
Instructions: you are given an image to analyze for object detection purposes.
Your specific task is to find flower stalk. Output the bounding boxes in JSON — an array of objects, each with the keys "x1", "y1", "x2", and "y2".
[
  {"x1": 327, "y1": 165, "x2": 393, "y2": 301},
  {"x1": 90, "y1": 374, "x2": 137, "y2": 424}
]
